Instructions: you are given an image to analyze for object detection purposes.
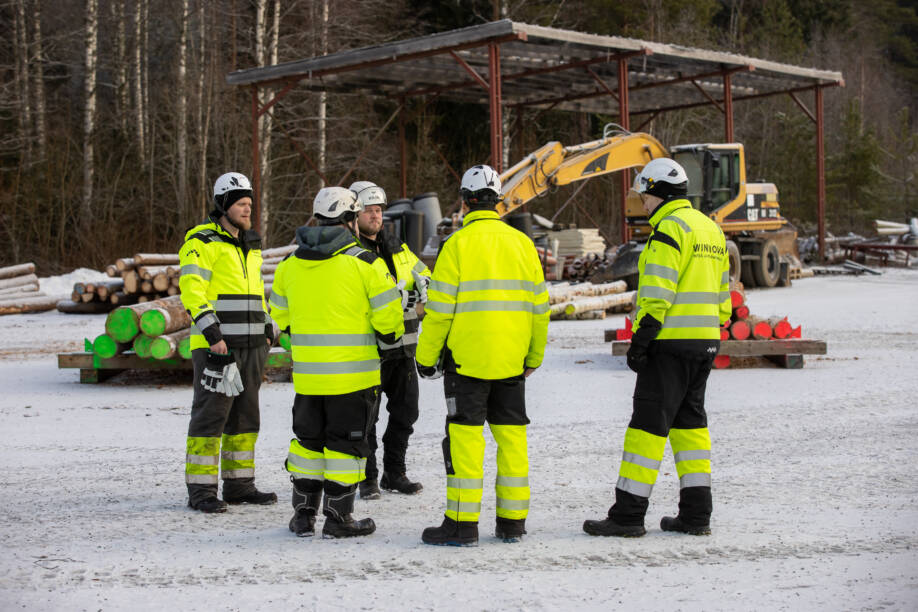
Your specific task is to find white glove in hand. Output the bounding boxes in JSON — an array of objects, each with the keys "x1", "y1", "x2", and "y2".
[
  {"x1": 222, "y1": 362, "x2": 244, "y2": 397},
  {"x1": 411, "y1": 270, "x2": 429, "y2": 304},
  {"x1": 396, "y1": 279, "x2": 409, "y2": 310}
]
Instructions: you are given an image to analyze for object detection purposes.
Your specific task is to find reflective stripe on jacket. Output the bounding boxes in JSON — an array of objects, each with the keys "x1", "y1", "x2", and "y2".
[
  {"x1": 416, "y1": 209, "x2": 550, "y2": 380},
  {"x1": 633, "y1": 198, "x2": 731, "y2": 354},
  {"x1": 269, "y1": 227, "x2": 404, "y2": 395},
  {"x1": 179, "y1": 219, "x2": 268, "y2": 350}
]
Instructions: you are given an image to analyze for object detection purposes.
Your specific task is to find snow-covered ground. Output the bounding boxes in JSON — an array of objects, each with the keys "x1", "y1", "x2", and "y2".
[{"x1": 1, "y1": 270, "x2": 917, "y2": 611}]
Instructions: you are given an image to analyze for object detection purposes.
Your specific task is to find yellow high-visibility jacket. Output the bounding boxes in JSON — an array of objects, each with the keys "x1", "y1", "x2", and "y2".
[
  {"x1": 269, "y1": 225, "x2": 404, "y2": 395},
  {"x1": 179, "y1": 218, "x2": 268, "y2": 351},
  {"x1": 416, "y1": 209, "x2": 550, "y2": 380},
  {"x1": 633, "y1": 198, "x2": 731, "y2": 354}
]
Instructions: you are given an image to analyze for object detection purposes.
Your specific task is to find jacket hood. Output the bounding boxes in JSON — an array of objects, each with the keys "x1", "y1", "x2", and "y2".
[
  {"x1": 183, "y1": 218, "x2": 261, "y2": 250},
  {"x1": 294, "y1": 225, "x2": 356, "y2": 260}
]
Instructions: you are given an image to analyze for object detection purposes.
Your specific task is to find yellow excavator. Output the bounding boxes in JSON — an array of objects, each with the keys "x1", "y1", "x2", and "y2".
[{"x1": 497, "y1": 124, "x2": 797, "y2": 288}]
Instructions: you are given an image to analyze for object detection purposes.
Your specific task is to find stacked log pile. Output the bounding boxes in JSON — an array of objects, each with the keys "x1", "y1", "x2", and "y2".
[
  {"x1": 59, "y1": 244, "x2": 297, "y2": 315},
  {"x1": 93, "y1": 295, "x2": 194, "y2": 361},
  {"x1": 548, "y1": 281, "x2": 635, "y2": 320},
  {"x1": 0, "y1": 263, "x2": 62, "y2": 315}
]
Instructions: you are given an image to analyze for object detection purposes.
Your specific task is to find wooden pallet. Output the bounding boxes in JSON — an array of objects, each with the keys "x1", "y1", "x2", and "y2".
[
  {"x1": 58, "y1": 349, "x2": 293, "y2": 383},
  {"x1": 609, "y1": 338, "x2": 827, "y2": 369}
]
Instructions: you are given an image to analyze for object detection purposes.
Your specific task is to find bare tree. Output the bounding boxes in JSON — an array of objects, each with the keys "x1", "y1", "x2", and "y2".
[
  {"x1": 317, "y1": 0, "x2": 328, "y2": 186},
  {"x1": 14, "y1": 0, "x2": 32, "y2": 162},
  {"x1": 113, "y1": 0, "x2": 128, "y2": 134},
  {"x1": 133, "y1": 0, "x2": 146, "y2": 160},
  {"x1": 82, "y1": 0, "x2": 98, "y2": 220},
  {"x1": 177, "y1": 0, "x2": 190, "y2": 219},
  {"x1": 31, "y1": 0, "x2": 46, "y2": 160},
  {"x1": 196, "y1": 0, "x2": 210, "y2": 219}
]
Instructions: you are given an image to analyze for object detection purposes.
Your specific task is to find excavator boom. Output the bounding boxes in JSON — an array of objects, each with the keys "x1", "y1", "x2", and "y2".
[{"x1": 497, "y1": 130, "x2": 668, "y2": 217}]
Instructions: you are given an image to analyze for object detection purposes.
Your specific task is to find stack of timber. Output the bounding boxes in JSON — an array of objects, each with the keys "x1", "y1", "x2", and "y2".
[
  {"x1": 549, "y1": 280, "x2": 635, "y2": 320},
  {"x1": 0, "y1": 263, "x2": 61, "y2": 315},
  {"x1": 548, "y1": 228, "x2": 606, "y2": 258},
  {"x1": 604, "y1": 281, "x2": 825, "y2": 369}
]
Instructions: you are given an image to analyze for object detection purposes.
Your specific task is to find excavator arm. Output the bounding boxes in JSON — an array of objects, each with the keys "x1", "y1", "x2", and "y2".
[{"x1": 496, "y1": 129, "x2": 668, "y2": 217}]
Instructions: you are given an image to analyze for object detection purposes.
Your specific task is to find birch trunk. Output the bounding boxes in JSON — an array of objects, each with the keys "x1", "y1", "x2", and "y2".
[
  {"x1": 197, "y1": 0, "x2": 210, "y2": 219},
  {"x1": 317, "y1": 0, "x2": 328, "y2": 186},
  {"x1": 133, "y1": 0, "x2": 145, "y2": 160},
  {"x1": 177, "y1": 0, "x2": 189, "y2": 220},
  {"x1": 114, "y1": 0, "x2": 127, "y2": 134},
  {"x1": 82, "y1": 0, "x2": 99, "y2": 220},
  {"x1": 31, "y1": 0, "x2": 46, "y2": 159},
  {"x1": 15, "y1": 0, "x2": 32, "y2": 161}
]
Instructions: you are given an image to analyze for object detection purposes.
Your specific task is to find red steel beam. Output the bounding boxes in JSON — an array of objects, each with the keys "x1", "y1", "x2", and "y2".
[
  {"x1": 251, "y1": 85, "x2": 262, "y2": 235},
  {"x1": 816, "y1": 86, "x2": 826, "y2": 262},
  {"x1": 618, "y1": 57, "x2": 630, "y2": 242},
  {"x1": 449, "y1": 50, "x2": 490, "y2": 90},
  {"x1": 488, "y1": 42, "x2": 503, "y2": 172},
  {"x1": 586, "y1": 66, "x2": 619, "y2": 102},
  {"x1": 691, "y1": 80, "x2": 724, "y2": 113},
  {"x1": 788, "y1": 91, "x2": 817, "y2": 123},
  {"x1": 724, "y1": 72, "x2": 734, "y2": 142},
  {"x1": 628, "y1": 82, "x2": 842, "y2": 117}
]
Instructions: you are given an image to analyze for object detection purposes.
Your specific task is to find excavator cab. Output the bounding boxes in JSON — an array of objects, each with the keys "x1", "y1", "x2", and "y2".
[{"x1": 672, "y1": 144, "x2": 742, "y2": 215}]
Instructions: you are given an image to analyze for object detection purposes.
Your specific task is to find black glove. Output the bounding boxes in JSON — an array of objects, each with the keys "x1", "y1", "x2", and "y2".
[
  {"x1": 626, "y1": 315, "x2": 661, "y2": 374},
  {"x1": 416, "y1": 360, "x2": 442, "y2": 380}
]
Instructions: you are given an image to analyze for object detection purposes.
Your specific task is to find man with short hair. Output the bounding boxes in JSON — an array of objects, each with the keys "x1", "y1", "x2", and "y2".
[
  {"x1": 270, "y1": 186, "x2": 404, "y2": 538},
  {"x1": 179, "y1": 172, "x2": 277, "y2": 514},
  {"x1": 583, "y1": 157, "x2": 730, "y2": 537},
  {"x1": 416, "y1": 164, "x2": 550, "y2": 546},
  {"x1": 350, "y1": 180, "x2": 430, "y2": 499}
]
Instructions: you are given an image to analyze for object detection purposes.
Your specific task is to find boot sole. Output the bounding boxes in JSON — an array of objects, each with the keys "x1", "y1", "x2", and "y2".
[
  {"x1": 422, "y1": 540, "x2": 478, "y2": 547},
  {"x1": 321, "y1": 532, "x2": 375, "y2": 539},
  {"x1": 224, "y1": 498, "x2": 278, "y2": 505},
  {"x1": 583, "y1": 525, "x2": 646, "y2": 537},
  {"x1": 380, "y1": 487, "x2": 422, "y2": 495}
]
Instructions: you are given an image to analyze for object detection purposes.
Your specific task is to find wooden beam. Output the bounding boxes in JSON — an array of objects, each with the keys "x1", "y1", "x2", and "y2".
[{"x1": 609, "y1": 339, "x2": 826, "y2": 356}]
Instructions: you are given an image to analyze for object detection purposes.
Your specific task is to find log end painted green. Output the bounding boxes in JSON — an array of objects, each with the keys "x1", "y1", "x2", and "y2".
[
  {"x1": 149, "y1": 337, "x2": 170, "y2": 360},
  {"x1": 92, "y1": 333, "x2": 119, "y2": 359},
  {"x1": 139, "y1": 310, "x2": 166, "y2": 337},
  {"x1": 178, "y1": 336, "x2": 192, "y2": 360},
  {"x1": 133, "y1": 334, "x2": 154, "y2": 359},
  {"x1": 106, "y1": 307, "x2": 139, "y2": 343}
]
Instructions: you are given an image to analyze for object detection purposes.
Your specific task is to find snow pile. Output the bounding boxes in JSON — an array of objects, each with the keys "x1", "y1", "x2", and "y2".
[{"x1": 38, "y1": 267, "x2": 110, "y2": 298}]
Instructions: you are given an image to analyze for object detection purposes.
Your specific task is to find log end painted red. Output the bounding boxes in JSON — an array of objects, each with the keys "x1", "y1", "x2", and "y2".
[
  {"x1": 730, "y1": 290, "x2": 745, "y2": 308},
  {"x1": 720, "y1": 328, "x2": 729, "y2": 340},
  {"x1": 773, "y1": 319, "x2": 793, "y2": 339},
  {"x1": 734, "y1": 305, "x2": 750, "y2": 320},
  {"x1": 791, "y1": 325, "x2": 802, "y2": 338},
  {"x1": 730, "y1": 320, "x2": 751, "y2": 340},
  {"x1": 713, "y1": 354, "x2": 731, "y2": 369},
  {"x1": 752, "y1": 321, "x2": 773, "y2": 340}
]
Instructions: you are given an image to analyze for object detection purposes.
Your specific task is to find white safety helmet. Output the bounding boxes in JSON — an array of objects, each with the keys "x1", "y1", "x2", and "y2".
[
  {"x1": 349, "y1": 181, "x2": 388, "y2": 210},
  {"x1": 312, "y1": 186, "x2": 361, "y2": 222},
  {"x1": 212, "y1": 172, "x2": 253, "y2": 213},
  {"x1": 632, "y1": 158, "x2": 688, "y2": 199},
  {"x1": 460, "y1": 164, "x2": 502, "y2": 206}
]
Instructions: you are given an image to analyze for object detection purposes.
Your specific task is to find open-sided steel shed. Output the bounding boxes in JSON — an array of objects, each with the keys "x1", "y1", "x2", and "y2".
[{"x1": 227, "y1": 19, "x2": 844, "y2": 258}]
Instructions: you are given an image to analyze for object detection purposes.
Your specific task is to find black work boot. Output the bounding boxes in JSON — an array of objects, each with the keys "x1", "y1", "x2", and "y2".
[
  {"x1": 289, "y1": 479, "x2": 322, "y2": 537},
  {"x1": 380, "y1": 471, "x2": 423, "y2": 495},
  {"x1": 495, "y1": 517, "x2": 527, "y2": 543},
  {"x1": 422, "y1": 516, "x2": 478, "y2": 547},
  {"x1": 660, "y1": 516, "x2": 711, "y2": 535},
  {"x1": 583, "y1": 516, "x2": 646, "y2": 537},
  {"x1": 322, "y1": 482, "x2": 376, "y2": 539},
  {"x1": 359, "y1": 478, "x2": 381, "y2": 500},
  {"x1": 223, "y1": 488, "x2": 278, "y2": 505},
  {"x1": 188, "y1": 497, "x2": 228, "y2": 514}
]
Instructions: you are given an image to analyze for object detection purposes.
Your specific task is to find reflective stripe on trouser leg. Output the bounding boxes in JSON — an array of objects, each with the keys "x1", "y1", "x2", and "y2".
[
  {"x1": 490, "y1": 424, "x2": 530, "y2": 520},
  {"x1": 286, "y1": 438, "x2": 325, "y2": 482},
  {"x1": 445, "y1": 423, "x2": 485, "y2": 523},
  {"x1": 616, "y1": 427, "x2": 666, "y2": 498},
  {"x1": 186, "y1": 436, "x2": 220, "y2": 485},
  {"x1": 323, "y1": 448, "x2": 366, "y2": 486},
  {"x1": 669, "y1": 427, "x2": 712, "y2": 488},
  {"x1": 220, "y1": 432, "x2": 257, "y2": 479}
]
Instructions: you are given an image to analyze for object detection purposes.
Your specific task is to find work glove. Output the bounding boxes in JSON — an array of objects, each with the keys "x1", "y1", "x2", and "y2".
[
  {"x1": 411, "y1": 270, "x2": 430, "y2": 304},
  {"x1": 201, "y1": 351, "x2": 236, "y2": 395},
  {"x1": 626, "y1": 315, "x2": 661, "y2": 374},
  {"x1": 404, "y1": 290, "x2": 420, "y2": 310},
  {"x1": 223, "y1": 361, "x2": 245, "y2": 397},
  {"x1": 416, "y1": 359, "x2": 443, "y2": 380},
  {"x1": 396, "y1": 279, "x2": 409, "y2": 310}
]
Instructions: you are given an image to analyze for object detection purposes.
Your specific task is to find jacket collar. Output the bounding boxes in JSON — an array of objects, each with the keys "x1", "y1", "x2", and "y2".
[
  {"x1": 463, "y1": 209, "x2": 500, "y2": 225},
  {"x1": 648, "y1": 198, "x2": 692, "y2": 227},
  {"x1": 294, "y1": 225, "x2": 356, "y2": 260}
]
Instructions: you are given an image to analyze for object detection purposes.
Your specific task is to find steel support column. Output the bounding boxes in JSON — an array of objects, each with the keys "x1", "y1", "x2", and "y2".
[
  {"x1": 724, "y1": 73, "x2": 734, "y2": 142},
  {"x1": 618, "y1": 57, "x2": 630, "y2": 242},
  {"x1": 251, "y1": 86, "x2": 262, "y2": 234},
  {"x1": 488, "y1": 42, "x2": 503, "y2": 172},
  {"x1": 816, "y1": 86, "x2": 826, "y2": 261},
  {"x1": 399, "y1": 100, "x2": 407, "y2": 198}
]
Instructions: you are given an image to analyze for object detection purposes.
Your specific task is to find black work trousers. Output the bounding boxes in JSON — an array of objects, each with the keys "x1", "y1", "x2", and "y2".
[
  {"x1": 611, "y1": 348, "x2": 714, "y2": 526},
  {"x1": 365, "y1": 357, "x2": 419, "y2": 479},
  {"x1": 292, "y1": 388, "x2": 379, "y2": 459},
  {"x1": 186, "y1": 344, "x2": 268, "y2": 505}
]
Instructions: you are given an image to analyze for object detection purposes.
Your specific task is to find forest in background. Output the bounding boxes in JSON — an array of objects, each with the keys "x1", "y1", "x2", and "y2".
[{"x1": 1, "y1": 0, "x2": 916, "y2": 271}]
